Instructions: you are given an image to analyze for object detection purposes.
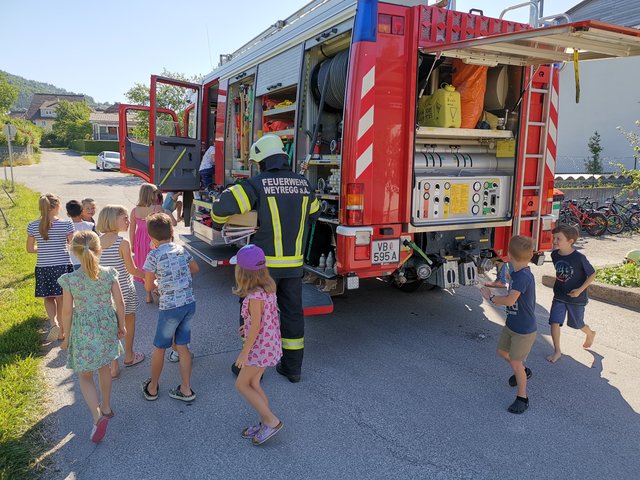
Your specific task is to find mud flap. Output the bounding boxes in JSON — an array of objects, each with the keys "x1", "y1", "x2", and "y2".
[{"x1": 302, "y1": 282, "x2": 333, "y2": 316}]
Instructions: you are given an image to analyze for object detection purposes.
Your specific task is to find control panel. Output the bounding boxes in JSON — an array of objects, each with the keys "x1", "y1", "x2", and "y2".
[{"x1": 412, "y1": 175, "x2": 512, "y2": 226}]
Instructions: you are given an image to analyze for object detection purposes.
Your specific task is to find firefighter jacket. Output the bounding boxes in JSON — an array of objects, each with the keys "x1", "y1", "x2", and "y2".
[{"x1": 211, "y1": 153, "x2": 321, "y2": 278}]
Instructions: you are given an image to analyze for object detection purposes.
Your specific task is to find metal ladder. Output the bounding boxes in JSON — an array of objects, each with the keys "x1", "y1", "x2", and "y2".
[{"x1": 513, "y1": 65, "x2": 554, "y2": 250}]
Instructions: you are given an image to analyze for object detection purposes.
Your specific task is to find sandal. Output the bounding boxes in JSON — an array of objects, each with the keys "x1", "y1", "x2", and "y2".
[
  {"x1": 252, "y1": 421, "x2": 283, "y2": 445},
  {"x1": 168, "y1": 385, "x2": 196, "y2": 402},
  {"x1": 45, "y1": 325, "x2": 60, "y2": 342},
  {"x1": 142, "y1": 378, "x2": 158, "y2": 401},
  {"x1": 90, "y1": 416, "x2": 109, "y2": 443},
  {"x1": 124, "y1": 351, "x2": 145, "y2": 367},
  {"x1": 100, "y1": 407, "x2": 115, "y2": 419},
  {"x1": 241, "y1": 423, "x2": 263, "y2": 439},
  {"x1": 507, "y1": 397, "x2": 529, "y2": 414},
  {"x1": 508, "y1": 367, "x2": 532, "y2": 387}
]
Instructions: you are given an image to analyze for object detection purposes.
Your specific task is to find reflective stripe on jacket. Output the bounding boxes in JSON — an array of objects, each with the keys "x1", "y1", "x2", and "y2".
[{"x1": 212, "y1": 166, "x2": 320, "y2": 278}]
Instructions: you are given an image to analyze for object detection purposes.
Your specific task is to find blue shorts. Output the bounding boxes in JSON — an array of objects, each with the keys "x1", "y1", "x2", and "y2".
[
  {"x1": 154, "y1": 302, "x2": 196, "y2": 349},
  {"x1": 549, "y1": 300, "x2": 585, "y2": 329}
]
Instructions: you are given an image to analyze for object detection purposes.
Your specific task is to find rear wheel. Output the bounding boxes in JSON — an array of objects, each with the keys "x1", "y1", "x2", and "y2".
[
  {"x1": 606, "y1": 214, "x2": 625, "y2": 235},
  {"x1": 584, "y1": 212, "x2": 608, "y2": 236},
  {"x1": 628, "y1": 212, "x2": 640, "y2": 231},
  {"x1": 559, "y1": 212, "x2": 581, "y2": 231}
]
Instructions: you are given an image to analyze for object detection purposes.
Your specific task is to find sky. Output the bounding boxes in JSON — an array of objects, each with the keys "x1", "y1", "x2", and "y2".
[{"x1": 2, "y1": 0, "x2": 578, "y2": 105}]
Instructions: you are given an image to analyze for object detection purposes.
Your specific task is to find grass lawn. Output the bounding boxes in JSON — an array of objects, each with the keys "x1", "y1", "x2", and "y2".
[
  {"x1": 0, "y1": 184, "x2": 50, "y2": 479},
  {"x1": 82, "y1": 155, "x2": 97, "y2": 165}
]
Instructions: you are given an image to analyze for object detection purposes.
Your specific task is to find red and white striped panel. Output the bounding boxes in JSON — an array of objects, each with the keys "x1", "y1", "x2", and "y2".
[
  {"x1": 545, "y1": 67, "x2": 560, "y2": 181},
  {"x1": 355, "y1": 60, "x2": 376, "y2": 179}
]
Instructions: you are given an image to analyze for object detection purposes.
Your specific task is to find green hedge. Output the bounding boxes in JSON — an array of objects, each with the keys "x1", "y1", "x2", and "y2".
[{"x1": 70, "y1": 139, "x2": 119, "y2": 153}]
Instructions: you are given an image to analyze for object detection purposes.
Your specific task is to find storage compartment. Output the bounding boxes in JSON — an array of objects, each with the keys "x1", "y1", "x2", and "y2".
[
  {"x1": 411, "y1": 52, "x2": 524, "y2": 229},
  {"x1": 253, "y1": 85, "x2": 297, "y2": 168},
  {"x1": 298, "y1": 31, "x2": 351, "y2": 273},
  {"x1": 224, "y1": 74, "x2": 256, "y2": 183}
]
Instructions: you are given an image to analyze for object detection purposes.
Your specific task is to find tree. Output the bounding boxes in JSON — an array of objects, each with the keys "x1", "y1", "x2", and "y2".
[
  {"x1": 52, "y1": 100, "x2": 92, "y2": 146},
  {"x1": 0, "y1": 73, "x2": 18, "y2": 114},
  {"x1": 125, "y1": 69, "x2": 202, "y2": 143},
  {"x1": 585, "y1": 130, "x2": 603, "y2": 175},
  {"x1": 617, "y1": 121, "x2": 640, "y2": 195}
]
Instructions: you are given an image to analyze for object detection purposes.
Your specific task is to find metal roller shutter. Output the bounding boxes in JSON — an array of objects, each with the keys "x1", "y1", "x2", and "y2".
[{"x1": 255, "y1": 46, "x2": 303, "y2": 96}]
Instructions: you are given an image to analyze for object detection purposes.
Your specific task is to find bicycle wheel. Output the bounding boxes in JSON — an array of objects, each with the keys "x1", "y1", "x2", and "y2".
[
  {"x1": 606, "y1": 213, "x2": 625, "y2": 235},
  {"x1": 559, "y1": 211, "x2": 581, "y2": 231},
  {"x1": 628, "y1": 212, "x2": 640, "y2": 231},
  {"x1": 585, "y1": 212, "x2": 608, "y2": 236}
]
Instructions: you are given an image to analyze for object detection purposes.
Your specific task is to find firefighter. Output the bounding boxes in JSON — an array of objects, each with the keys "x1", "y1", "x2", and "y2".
[{"x1": 211, "y1": 134, "x2": 320, "y2": 383}]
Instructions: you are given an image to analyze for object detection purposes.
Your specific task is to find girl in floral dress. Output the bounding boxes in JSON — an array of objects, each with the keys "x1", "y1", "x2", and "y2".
[
  {"x1": 58, "y1": 231, "x2": 126, "y2": 443},
  {"x1": 232, "y1": 244, "x2": 283, "y2": 445}
]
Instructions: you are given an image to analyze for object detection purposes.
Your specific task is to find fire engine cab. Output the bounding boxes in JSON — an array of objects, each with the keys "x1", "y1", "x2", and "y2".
[{"x1": 119, "y1": 0, "x2": 640, "y2": 302}]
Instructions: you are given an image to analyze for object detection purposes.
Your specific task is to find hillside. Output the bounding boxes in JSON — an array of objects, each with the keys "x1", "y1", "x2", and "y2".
[{"x1": 1, "y1": 70, "x2": 110, "y2": 111}]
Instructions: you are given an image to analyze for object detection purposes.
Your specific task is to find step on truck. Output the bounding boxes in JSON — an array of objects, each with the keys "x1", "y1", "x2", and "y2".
[{"x1": 118, "y1": 0, "x2": 640, "y2": 308}]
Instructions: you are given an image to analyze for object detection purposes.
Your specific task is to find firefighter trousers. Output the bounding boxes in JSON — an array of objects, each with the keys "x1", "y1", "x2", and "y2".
[{"x1": 238, "y1": 276, "x2": 304, "y2": 374}]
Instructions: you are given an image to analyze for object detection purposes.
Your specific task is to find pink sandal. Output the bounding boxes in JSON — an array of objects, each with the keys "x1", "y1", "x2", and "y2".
[{"x1": 124, "y1": 351, "x2": 145, "y2": 367}]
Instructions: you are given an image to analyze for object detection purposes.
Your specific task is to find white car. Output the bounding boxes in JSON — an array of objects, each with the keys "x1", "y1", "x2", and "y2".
[{"x1": 96, "y1": 151, "x2": 121, "y2": 171}]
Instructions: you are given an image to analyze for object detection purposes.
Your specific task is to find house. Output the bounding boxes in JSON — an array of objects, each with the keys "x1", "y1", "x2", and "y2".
[
  {"x1": 25, "y1": 93, "x2": 86, "y2": 131},
  {"x1": 555, "y1": 0, "x2": 640, "y2": 173},
  {"x1": 89, "y1": 111, "x2": 138, "y2": 140}
]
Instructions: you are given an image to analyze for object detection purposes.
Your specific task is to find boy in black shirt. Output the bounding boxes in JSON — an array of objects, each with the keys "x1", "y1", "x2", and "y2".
[
  {"x1": 481, "y1": 235, "x2": 536, "y2": 414},
  {"x1": 547, "y1": 224, "x2": 597, "y2": 363}
]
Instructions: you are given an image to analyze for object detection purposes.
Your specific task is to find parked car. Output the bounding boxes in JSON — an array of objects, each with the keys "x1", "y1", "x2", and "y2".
[{"x1": 96, "y1": 151, "x2": 121, "y2": 171}]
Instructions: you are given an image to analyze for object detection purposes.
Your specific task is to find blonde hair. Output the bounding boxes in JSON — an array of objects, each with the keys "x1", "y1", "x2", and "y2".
[
  {"x1": 38, "y1": 193, "x2": 60, "y2": 240},
  {"x1": 97, "y1": 205, "x2": 128, "y2": 233},
  {"x1": 70, "y1": 231, "x2": 102, "y2": 280},
  {"x1": 137, "y1": 183, "x2": 158, "y2": 207},
  {"x1": 233, "y1": 266, "x2": 276, "y2": 298},
  {"x1": 508, "y1": 235, "x2": 534, "y2": 263}
]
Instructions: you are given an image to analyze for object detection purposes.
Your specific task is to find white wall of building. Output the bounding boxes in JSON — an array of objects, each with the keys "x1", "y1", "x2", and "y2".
[{"x1": 556, "y1": 52, "x2": 640, "y2": 174}]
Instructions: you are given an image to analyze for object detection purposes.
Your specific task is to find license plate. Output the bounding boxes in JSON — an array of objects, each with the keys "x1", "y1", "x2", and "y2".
[{"x1": 372, "y1": 239, "x2": 400, "y2": 265}]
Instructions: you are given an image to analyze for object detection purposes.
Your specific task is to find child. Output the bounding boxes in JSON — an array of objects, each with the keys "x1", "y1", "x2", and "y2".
[
  {"x1": 163, "y1": 191, "x2": 183, "y2": 223},
  {"x1": 58, "y1": 231, "x2": 126, "y2": 443},
  {"x1": 26, "y1": 193, "x2": 74, "y2": 342},
  {"x1": 66, "y1": 200, "x2": 95, "y2": 270},
  {"x1": 155, "y1": 191, "x2": 178, "y2": 226},
  {"x1": 232, "y1": 244, "x2": 283, "y2": 445},
  {"x1": 81, "y1": 198, "x2": 97, "y2": 226},
  {"x1": 142, "y1": 213, "x2": 199, "y2": 402},
  {"x1": 481, "y1": 235, "x2": 537, "y2": 415},
  {"x1": 546, "y1": 224, "x2": 597, "y2": 363},
  {"x1": 97, "y1": 205, "x2": 146, "y2": 379},
  {"x1": 130, "y1": 183, "x2": 163, "y2": 302}
]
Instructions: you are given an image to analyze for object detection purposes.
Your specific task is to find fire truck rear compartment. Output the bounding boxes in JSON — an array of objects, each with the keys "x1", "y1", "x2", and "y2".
[{"x1": 406, "y1": 55, "x2": 526, "y2": 289}]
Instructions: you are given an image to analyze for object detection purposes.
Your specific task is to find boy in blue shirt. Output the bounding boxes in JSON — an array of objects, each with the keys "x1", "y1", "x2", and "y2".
[
  {"x1": 481, "y1": 235, "x2": 537, "y2": 414},
  {"x1": 142, "y1": 213, "x2": 199, "y2": 402},
  {"x1": 546, "y1": 224, "x2": 596, "y2": 363}
]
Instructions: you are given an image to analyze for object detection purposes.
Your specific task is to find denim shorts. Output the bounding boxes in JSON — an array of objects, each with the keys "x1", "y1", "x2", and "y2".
[
  {"x1": 549, "y1": 300, "x2": 585, "y2": 329},
  {"x1": 154, "y1": 302, "x2": 196, "y2": 349}
]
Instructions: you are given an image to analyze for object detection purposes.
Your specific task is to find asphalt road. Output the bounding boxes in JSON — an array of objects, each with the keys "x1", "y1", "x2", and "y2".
[{"x1": 15, "y1": 150, "x2": 640, "y2": 480}]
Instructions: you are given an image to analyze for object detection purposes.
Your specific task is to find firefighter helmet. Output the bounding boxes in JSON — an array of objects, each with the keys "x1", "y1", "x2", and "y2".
[{"x1": 249, "y1": 134, "x2": 286, "y2": 163}]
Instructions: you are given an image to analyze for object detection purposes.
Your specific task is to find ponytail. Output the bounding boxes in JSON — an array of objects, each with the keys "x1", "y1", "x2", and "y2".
[
  {"x1": 70, "y1": 231, "x2": 101, "y2": 280},
  {"x1": 39, "y1": 193, "x2": 60, "y2": 240}
]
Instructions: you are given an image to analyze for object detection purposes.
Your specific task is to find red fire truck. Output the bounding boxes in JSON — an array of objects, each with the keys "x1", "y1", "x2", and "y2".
[{"x1": 119, "y1": 0, "x2": 640, "y2": 309}]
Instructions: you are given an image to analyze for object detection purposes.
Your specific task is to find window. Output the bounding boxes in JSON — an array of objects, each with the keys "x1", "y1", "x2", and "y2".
[{"x1": 41, "y1": 120, "x2": 46, "y2": 126}]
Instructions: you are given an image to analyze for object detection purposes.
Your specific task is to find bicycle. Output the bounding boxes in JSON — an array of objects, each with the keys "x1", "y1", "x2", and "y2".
[
  {"x1": 597, "y1": 196, "x2": 640, "y2": 233},
  {"x1": 558, "y1": 198, "x2": 608, "y2": 236}
]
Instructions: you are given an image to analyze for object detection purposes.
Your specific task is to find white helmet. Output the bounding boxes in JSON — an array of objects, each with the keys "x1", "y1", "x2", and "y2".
[{"x1": 249, "y1": 134, "x2": 286, "y2": 162}]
